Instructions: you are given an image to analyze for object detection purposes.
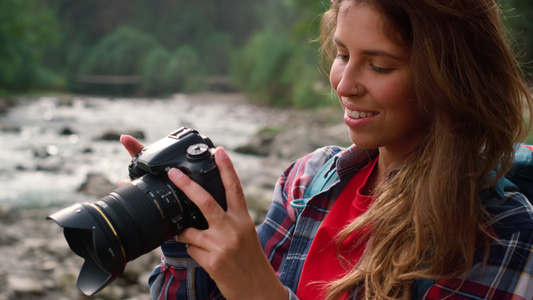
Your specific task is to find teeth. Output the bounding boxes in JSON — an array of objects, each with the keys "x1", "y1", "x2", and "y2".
[{"x1": 346, "y1": 108, "x2": 377, "y2": 119}]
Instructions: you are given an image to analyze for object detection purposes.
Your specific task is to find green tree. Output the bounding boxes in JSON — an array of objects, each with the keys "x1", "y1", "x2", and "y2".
[
  {"x1": 230, "y1": 31, "x2": 327, "y2": 108},
  {"x1": 229, "y1": 1, "x2": 332, "y2": 108},
  {"x1": 0, "y1": 0, "x2": 60, "y2": 93},
  {"x1": 76, "y1": 26, "x2": 159, "y2": 95},
  {"x1": 141, "y1": 45, "x2": 203, "y2": 95},
  {"x1": 141, "y1": 46, "x2": 172, "y2": 95}
]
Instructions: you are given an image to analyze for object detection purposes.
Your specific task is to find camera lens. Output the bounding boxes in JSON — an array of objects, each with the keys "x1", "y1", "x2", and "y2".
[
  {"x1": 47, "y1": 127, "x2": 226, "y2": 296},
  {"x1": 47, "y1": 174, "x2": 186, "y2": 296}
]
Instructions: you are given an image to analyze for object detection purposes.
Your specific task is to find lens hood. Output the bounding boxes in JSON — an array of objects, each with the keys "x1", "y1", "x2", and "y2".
[{"x1": 47, "y1": 203, "x2": 126, "y2": 296}]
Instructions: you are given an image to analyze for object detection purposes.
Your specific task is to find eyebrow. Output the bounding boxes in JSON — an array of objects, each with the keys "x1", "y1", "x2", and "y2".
[{"x1": 333, "y1": 37, "x2": 405, "y2": 61}]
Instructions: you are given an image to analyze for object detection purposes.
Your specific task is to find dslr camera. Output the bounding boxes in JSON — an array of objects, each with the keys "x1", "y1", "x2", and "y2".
[{"x1": 47, "y1": 127, "x2": 227, "y2": 296}]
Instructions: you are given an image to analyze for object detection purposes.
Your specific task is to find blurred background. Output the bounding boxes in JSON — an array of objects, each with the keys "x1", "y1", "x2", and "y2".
[
  {"x1": 1, "y1": 0, "x2": 336, "y2": 108},
  {"x1": 0, "y1": 0, "x2": 530, "y2": 108}
]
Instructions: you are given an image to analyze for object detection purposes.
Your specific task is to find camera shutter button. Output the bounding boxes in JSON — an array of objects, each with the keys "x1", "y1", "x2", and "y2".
[{"x1": 186, "y1": 143, "x2": 210, "y2": 160}]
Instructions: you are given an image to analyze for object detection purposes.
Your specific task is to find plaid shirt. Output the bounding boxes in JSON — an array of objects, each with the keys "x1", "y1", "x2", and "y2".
[{"x1": 149, "y1": 145, "x2": 533, "y2": 300}]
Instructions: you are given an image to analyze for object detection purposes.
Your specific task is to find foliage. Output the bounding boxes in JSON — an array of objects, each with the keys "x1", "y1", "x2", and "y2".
[
  {"x1": 79, "y1": 26, "x2": 159, "y2": 76},
  {"x1": 286, "y1": 0, "x2": 331, "y2": 39},
  {"x1": 141, "y1": 45, "x2": 203, "y2": 95},
  {"x1": 74, "y1": 26, "x2": 159, "y2": 95},
  {"x1": 0, "y1": 0, "x2": 61, "y2": 94},
  {"x1": 230, "y1": 30, "x2": 330, "y2": 108},
  {"x1": 527, "y1": 129, "x2": 533, "y2": 144},
  {"x1": 2, "y1": 0, "x2": 533, "y2": 107},
  {"x1": 499, "y1": 0, "x2": 533, "y2": 77},
  {"x1": 140, "y1": 46, "x2": 172, "y2": 95}
]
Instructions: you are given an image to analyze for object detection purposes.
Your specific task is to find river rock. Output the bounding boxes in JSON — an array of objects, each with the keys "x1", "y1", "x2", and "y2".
[
  {"x1": 0, "y1": 225, "x2": 19, "y2": 246},
  {"x1": 234, "y1": 128, "x2": 278, "y2": 156},
  {"x1": 60, "y1": 126, "x2": 76, "y2": 135},
  {"x1": 7, "y1": 275, "x2": 45, "y2": 296},
  {"x1": 77, "y1": 172, "x2": 116, "y2": 197},
  {"x1": 0, "y1": 205, "x2": 20, "y2": 224},
  {"x1": 35, "y1": 155, "x2": 64, "y2": 172},
  {"x1": 95, "y1": 128, "x2": 146, "y2": 141},
  {"x1": 0, "y1": 208, "x2": 154, "y2": 299},
  {"x1": 0, "y1": 122, "x2": 21, "y2": 133},
  {"x1": 0, "y1": 97, "x2": 17, "y2": 114},
  {"x1": 57, "y1": 95, "x2": 74, "y2": 107}
]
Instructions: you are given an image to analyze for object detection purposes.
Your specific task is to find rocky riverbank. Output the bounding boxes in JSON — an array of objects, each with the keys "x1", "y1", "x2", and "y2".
[
  {"x1": 0, "y1": 94, "x2": 350, "y2": 299},
  {"x1": 0, "y1": 205, "x2": 159, "y2": 300}
]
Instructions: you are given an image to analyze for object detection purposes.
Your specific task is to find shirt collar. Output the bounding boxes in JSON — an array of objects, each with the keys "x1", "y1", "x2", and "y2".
[
  {"x1": 333, "y1": 145, "x2": 400, "y2": 180},
  {"x1": 334, "y1": 145, "x2": 379, "y2": 178}
]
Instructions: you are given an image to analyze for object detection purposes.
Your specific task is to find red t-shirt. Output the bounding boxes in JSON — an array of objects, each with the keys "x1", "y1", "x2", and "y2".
[{"x1": 296, "y1": 157, "x2": 378, "y2": 299}]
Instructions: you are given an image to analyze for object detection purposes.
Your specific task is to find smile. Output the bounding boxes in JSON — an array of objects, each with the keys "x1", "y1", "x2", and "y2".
[{"x1": 345, "y1": 108, "x2": 378, "y2": 119}]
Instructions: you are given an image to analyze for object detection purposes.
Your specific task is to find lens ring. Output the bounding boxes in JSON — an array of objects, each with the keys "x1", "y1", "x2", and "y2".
[{"x1": 90, "y1": 204, "x2": 127, "y2": 261}]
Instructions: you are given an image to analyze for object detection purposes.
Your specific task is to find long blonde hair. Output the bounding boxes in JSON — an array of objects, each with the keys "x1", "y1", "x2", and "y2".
[{"x1": 320, "y1": 0, "x2": 533, "y2": 299}]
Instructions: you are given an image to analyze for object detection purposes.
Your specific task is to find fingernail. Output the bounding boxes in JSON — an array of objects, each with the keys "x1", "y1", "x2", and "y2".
[{"x1": 168, "y1": 168, "x2": 183, "y2": 180}]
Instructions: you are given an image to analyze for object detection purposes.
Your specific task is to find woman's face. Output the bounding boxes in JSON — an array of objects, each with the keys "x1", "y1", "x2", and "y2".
[{"x1": 330, "y1": 2, "x2": 426, "y2": 158}]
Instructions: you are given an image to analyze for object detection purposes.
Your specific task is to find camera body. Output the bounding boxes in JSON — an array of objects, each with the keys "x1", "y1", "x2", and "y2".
[
  {"x1": 47, "y1": 127, "x2": 226, "y2": 296},
  {"x1": 128, "y1": 127, "x2": 227, "y2": 231}
]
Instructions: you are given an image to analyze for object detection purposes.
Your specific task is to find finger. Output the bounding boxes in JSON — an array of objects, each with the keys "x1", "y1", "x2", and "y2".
[
  {"x1": 120, "y1": 134, "x2": 145, "y2": 158},
  {"x1": 177, "y1": 228, "x2": 206, "y2": 247},
  {"x1": 214, "y1": 147, "x2": 247, "y2": 212},
  {"x1": 168, "y1": 168, "x2": 225, "y2": 220},
  {"x1": 117, "y1": 178, "x2": 132, "y2": 187}
]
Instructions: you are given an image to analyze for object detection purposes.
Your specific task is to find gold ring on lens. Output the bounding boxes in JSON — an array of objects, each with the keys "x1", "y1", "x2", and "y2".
[{"x1": 91, "y1": 204, "x2": 127, "y2": 262}]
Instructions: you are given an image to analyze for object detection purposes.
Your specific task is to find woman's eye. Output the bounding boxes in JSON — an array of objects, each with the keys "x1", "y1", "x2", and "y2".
[
  {"x1": 335, "y1": 54, "x2": 349, "y2": 61},
  {"x1": 371, "y1": 64, "x2": 393, "y2": 73}
]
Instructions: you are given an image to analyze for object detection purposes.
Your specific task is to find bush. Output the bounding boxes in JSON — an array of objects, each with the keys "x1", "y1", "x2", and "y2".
[
  {"x1": 140, "y1": 45, "x2": 204, "y2": 96},
  {"x1": 75, "y1": 26, "x2": 161, "y2": 95},
  {"x1": 79, "y1": 26, "x2": 159, "y2": 75},
  {"x1": 168, "y1": 46, "x2": 205, "y2": 91},
  {"x1": 0, "y1": 0, "x2": 61, "y2": 93},
  {"x1": 140, "y1": 46, "x2": 172, "y2": 95},
  {"x1": 230, "y1": 30, "x2": 331, "y2": 108}
]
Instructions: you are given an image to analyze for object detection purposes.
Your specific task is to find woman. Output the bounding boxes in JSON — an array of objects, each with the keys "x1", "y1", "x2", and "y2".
[{"x1": 121, "y1": 0, "x2": 533, "y2": 299}]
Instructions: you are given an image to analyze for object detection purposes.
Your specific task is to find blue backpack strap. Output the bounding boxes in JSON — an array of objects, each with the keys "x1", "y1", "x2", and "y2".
[
  {"x1": 481, "y1": 144, "x2": 533, "y2": 201},
  {"x1": 507, "y1": 144, "x2": 533, "y2": 201},
  {"x1": 412, "y1": 278, "x2": 434, "y2": 299},
  {"x1": 289, "y1": 155, "x2": 338, "y2": 216}
]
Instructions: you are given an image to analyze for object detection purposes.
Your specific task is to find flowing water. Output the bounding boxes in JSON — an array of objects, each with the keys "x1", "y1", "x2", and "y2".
[{"x1": 0, "y1": 94, "x2": 273, "y2": 208}]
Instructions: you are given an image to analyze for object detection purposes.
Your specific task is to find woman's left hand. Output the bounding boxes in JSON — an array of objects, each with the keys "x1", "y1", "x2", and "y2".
[{"x1": 167, "y1": 147, "x2": 287, "y2": 300}]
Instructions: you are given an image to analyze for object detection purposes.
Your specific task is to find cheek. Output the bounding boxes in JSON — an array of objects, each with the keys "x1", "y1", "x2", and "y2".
[
  {"x1": 329, "y1": 63, "x2": 342, "y2": 91},
  {"x1": 377, "y1": 77, "x2": 415, "y2": 109}
]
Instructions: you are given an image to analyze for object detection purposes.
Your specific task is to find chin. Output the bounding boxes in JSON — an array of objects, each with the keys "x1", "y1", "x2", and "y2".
[{"x1": 348, "y1": 134, "x2": 380, "y2": 149}]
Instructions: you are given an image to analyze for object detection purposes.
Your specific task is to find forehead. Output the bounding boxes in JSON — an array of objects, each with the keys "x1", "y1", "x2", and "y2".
[
  {"x1": 334, "y1": 2, "x2": 411, "y2": 60},
  {"x1": 336, "y1": 1, "x2": 410, "y2": 50},
  {"x1": 338, "y1": 1, "x2": 383, "y2": 31},
  {"x1": 336, "y1": 2, "x2": 385, "y2": 41}
]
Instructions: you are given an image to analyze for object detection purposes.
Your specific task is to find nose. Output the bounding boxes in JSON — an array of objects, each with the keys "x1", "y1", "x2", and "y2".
[{"x1": 333, "y1": 64, "x2": 362, "y2": 98}]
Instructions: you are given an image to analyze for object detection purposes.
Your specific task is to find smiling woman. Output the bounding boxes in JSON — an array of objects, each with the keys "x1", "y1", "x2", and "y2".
[
  {"x1": 329, "y1": 3, "x2": 423, "y2": 163},
  {"x1": 121, "y1": 0, "x2": 533, "y2": 299}
]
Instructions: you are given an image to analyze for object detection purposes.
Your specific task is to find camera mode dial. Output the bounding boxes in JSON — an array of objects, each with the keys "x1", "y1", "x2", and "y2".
[{"x1": 186, "y1": 143, "x2": 210, "y2": 160}]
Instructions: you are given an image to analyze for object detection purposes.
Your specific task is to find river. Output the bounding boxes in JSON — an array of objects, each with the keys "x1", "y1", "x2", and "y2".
[{"x1": 0, "y1": 93, "x2": 278, "y2": 208}]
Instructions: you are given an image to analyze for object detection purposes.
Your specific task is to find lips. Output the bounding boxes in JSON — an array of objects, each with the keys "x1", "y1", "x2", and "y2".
[{"x1": 345, "y1": 108, "x2": 378, "y2": 119}]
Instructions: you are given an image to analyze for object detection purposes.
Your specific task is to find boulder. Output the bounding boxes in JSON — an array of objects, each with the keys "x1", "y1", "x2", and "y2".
[
  {"x1": 7, "y1": 275, "x2": 45, "y2": 297},
  {"x1": 77, "y1": 172, "x2": 116, "y2": 198},
  {"x1": 0, "y1": 205, "x2": 20, "y2": 225}
]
